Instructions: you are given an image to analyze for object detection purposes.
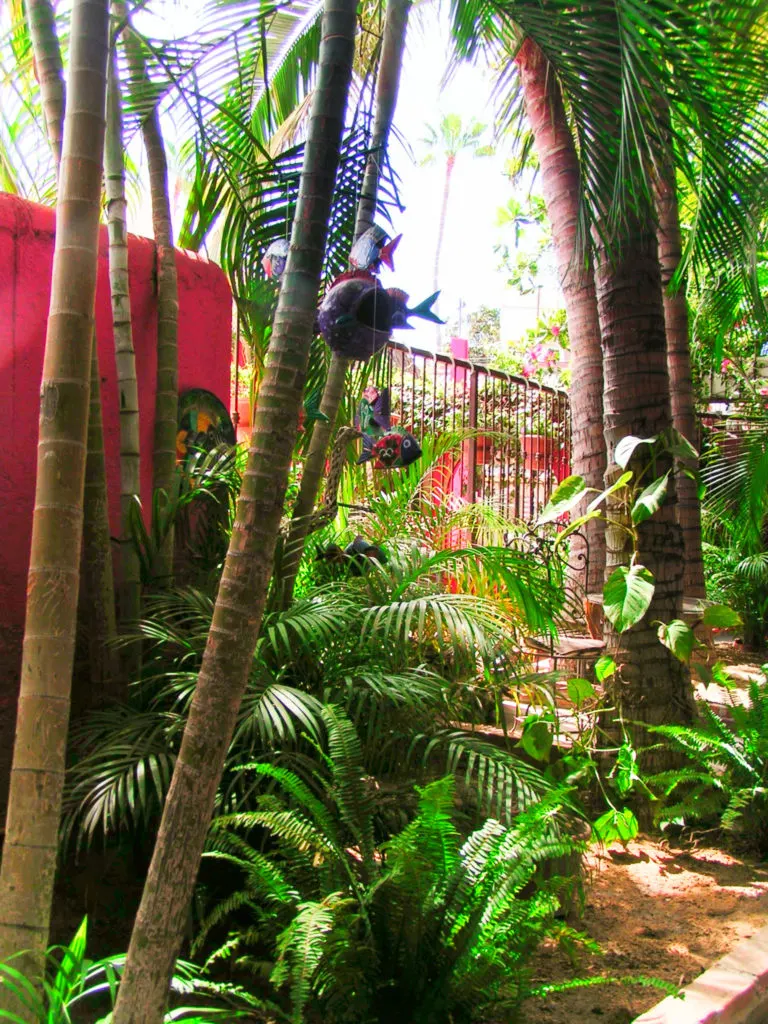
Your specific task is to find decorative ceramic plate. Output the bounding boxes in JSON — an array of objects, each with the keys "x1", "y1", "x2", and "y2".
[{"x1": 176, "y1": 388, "x2": 236, "y2": 461}]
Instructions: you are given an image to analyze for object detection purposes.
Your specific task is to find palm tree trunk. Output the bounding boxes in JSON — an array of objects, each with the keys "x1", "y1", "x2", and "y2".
[
  {"x1": 654, "y1": 151, "x2": 706, "y2": 599},
  {"x1": 110, "y1": 2, "x2": 358, "y2": 1016},
  {"x1": 516, "y1": 38, "x2": 605, "y2": 593},
  {"x1": 354, "y1": 0, "x2": 411, "y2": 239},
  {"x1": 76, "y1": 345, "x2": 119, "y2": 710},
  {"x1": 0, "y1": 0, "x2": 109, "y2": 987},
  {"x1": 433, "y1": 154, "x2": 455, "y2": 298},
  {"x1": 26, "y1": 0, "x2": 65, "y2": 165},
  {"x1": 105, "y1": 40, "x2": 142, "y2": 676},
  {"x1": 279, "y1": 352, "x2": 349, "y2": 605},
  {"x1": 278, "y1": 0, "x2": 411, "y2": 609},
  {"x1": 30, "y1": 0, "x2": 118, "y2": 712},
  {"x1": 595, "y1": 222, "x2": 695, "y2": 761},
  {"x1": 117, "y1": 1, "x2": 179, "y2": 585}
]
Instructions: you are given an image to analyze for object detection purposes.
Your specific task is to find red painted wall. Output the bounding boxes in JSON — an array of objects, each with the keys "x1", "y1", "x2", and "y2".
[{"x1": 0, "y1": 192, "x2": 232, "y2": 664}]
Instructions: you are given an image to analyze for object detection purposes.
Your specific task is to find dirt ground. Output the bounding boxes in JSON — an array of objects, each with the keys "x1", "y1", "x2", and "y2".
[{"x1": 523, "y1": 837, "x2": 768, "y2": 1024}]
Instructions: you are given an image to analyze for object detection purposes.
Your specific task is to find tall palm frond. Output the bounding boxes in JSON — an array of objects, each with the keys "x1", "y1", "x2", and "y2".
[{"x1": 448, "y1": 0, "x2": 768, "y2": 321}]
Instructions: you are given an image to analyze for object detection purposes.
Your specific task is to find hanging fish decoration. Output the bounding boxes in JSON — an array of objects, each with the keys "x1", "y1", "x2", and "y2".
[
  {"x1": 387, "y1": 289, "x2": 445, "y2": 329},
  {"x1": 358, "y1": 430, "x2": 422, "y2": 470},
  {"x1": 355, "y1": 385, "x2": 391, "y2": 436},
  {"x1": 317, "y1": 276, "x2": 393, "y2": 361},
  {"x1": 262, "y1": 238, "x2": 289, "y2": 280},
  {"x1": 350, "y1": 225, "x2": 401, "y2": 274},
  {"x1": 297, "y1": 388, "x2": 330, "y2": 433},
  {"x1": 316, "y1": 535, "x2": 388, "y2": 576}
]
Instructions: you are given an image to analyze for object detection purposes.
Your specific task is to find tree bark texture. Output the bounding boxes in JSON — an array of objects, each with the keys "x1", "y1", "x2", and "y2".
[
  {"x1": 354, "y1": 0, "x2": 411, "y2": 239},
  {"x1": 654, "y1": 157, "x2": 706, "y2": 599},
  {"x1": 110, "y1": 1, "x2": 357, "y2": 1017},
  {"x1": 516, "y1": 38, "x2": 606, "y2": 593},
  {"x1": 595, "y1": 224, "x2": 695, "y2": 758},
  {"x1": 76, "y1": 345, "x2": 119, "y2": 711},
  {"x1": 26, "y1": 0, "x2": 65, "y2": 166},
  {"x1": 279, "y1": 353, "x2": 349, "y2": 607},
  {"x1": 29, "y1": 0, "x2": 119, "y2": 723},
  {"x1": 105, "y1": 40, "x2": 142, "y2": 676},
  {"x1": 0, "y1": 0, "x2": 109, "y2": 988},
  {"x1": 118, "y1": 2, "x2": 179, "y2": 584},
  {"x1": 279, "y1": 0, "x2": 412, "y2": 608}
]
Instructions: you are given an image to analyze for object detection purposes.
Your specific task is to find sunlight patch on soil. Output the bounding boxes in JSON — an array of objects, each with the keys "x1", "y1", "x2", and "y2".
[{"x1": 525, "y1": 838, "x2": 768, "y2": 1024}]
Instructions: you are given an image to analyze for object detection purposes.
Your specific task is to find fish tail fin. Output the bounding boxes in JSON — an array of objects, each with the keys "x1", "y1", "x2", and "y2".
[
  {"x1": 356, "y1": 433, "x2": 374, "y2": 464},
  {"x1": 380, "y1": 234, "x2": 401, "y2": 271},
  {"x1": 409, "y1": 291, "x2": 445, "y2": 325}
]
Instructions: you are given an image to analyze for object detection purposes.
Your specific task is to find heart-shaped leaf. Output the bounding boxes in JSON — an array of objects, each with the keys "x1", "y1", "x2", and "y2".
[
  {"x1": 702, "y1": 605, "x2": 742, "y2": 629},
  {"x1": 615, "y1": 435, "x2": 657, "y2": 469},
  {"x1": 595, "y1": 655, "x2": 617, "y2": 682},
  {"x1": 631, "y1": 471, "x2": 670, "y2": 525},
  {"x1": 517, "y1": 717, "x2": 553, "y2": 762},
  {"x1": 567, "y1": 677, "x2": 596, "y2": 704},
  {"x1": 657, "y1": 619, "x2": 697, "y2": 662},
  {"x1": 603, "y1": 564, "x2": 655, "y2": 632},
  {"x1": 592, "y1": 807, "x2": 639, "y2": 846},
  {"x1": 537, "y1": 475, "x2": 587, "y2": 524}
]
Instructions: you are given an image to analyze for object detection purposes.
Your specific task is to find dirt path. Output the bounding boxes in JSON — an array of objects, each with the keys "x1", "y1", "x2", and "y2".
[{"x1": 524, "y1": 837, "x2": 768, "y2": 1024}]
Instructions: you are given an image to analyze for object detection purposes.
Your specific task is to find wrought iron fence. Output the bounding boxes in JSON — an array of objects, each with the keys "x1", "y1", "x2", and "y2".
[{"x1": 377, "y1": 340, "x2": 571, "y2": 522}]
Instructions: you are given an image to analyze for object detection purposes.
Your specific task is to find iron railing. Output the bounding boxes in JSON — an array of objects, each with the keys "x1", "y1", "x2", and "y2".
[{"x1": 378, "y1": 340, "x2": 571, "y2": 522}]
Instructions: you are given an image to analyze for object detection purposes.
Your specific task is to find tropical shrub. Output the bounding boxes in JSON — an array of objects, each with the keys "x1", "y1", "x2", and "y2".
[
  {"x1": 196, "y1": 707, "x2": 591, "y2": 1024},
  {"x1": 647, "y1": 665, "x2": 768, "y2": 853},
  {"x1": 0, "y1": 916, "x2": 263, "y2": 1023}
]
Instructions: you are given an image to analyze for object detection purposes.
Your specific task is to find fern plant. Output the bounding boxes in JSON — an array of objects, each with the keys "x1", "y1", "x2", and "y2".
[
  {"x1": 198, "y1": 707, "x2": 593, "y2": 1024},
  {"x1": 647, "y1": 667, "x2": 768, "y2": 853},
  {"x1": 0, "y1": 916, "x2": 265, "y2": 1023},
  {"x1": 64, "y1": 511, "x2": 560, "y2": 848}
]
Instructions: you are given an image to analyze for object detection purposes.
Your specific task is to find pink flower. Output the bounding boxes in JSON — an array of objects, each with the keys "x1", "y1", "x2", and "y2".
[
  {"x1": 550, "y1": 324, "x2": 561, "y2": 336},
  {"x1": 760, "y1": 387, "x2": 768, "y2": 397},
  {"x1": 721, "y1": 358, "x2": 733, "y2": 373},
  {"x1": 521, "y1": 361, "x2": 534, "y2": 379}
]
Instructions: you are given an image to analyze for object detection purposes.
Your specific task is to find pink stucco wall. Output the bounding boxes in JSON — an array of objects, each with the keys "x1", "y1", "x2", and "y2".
[{"x1": 0, "y1": 192, "x2": 232, "y2": 647}]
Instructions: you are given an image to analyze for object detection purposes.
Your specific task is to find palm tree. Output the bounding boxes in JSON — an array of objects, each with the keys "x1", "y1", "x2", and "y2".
[
  {"x1": 515, "y1": 39, "x2": 605, "y2": 593},
  {"x1": 25, "y1": 0, "x2": 64, "y2": 165},
  {"x1": 421, "y1": 113, "x2": 491, "y2": 316},
  {"x1": 116, "y1": 0, "x2": 179, "y2": 585},
  {"x1": 653, "y1": 108, "x2": 706, "y2": 598},
  {"x1": 447, "y1": 0, "x2": 768, "y2": 751},
  {"x1": 278, "y1": 0, "x2": 413, "y2": 609},
  {"x1": 105, "y1": 32, "x2": 142, "y2": 675},
  {"x1": 0, "y1": 0, "x2": 110, "y2": 991},
  {"x1": 110, "y1": 0, "x2": 360, "y2": 1016}
]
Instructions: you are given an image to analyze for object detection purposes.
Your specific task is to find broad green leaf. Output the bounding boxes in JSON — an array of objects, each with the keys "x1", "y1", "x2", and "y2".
[
  {"x1": 592, "y1": 807, "x2": 639, "y2": 846},
  {"x1": 586, "y1": 471, "x2": 633, "y2": 513},
  {"x1": 613, "y1": 744, "x2": 643, "y2": 797},
  {"x1": 537, "y1": 475, "x2": 587, "y2": 524},
  {"x1": 631, "y1": 471, "x2": 670, "y2": 525},
  {"x1": 657, "y1": 619, "x2": 696, "y2": 663},
  {"x1": 603, "y1": 565, "x2": 655, "y2": 633},
  {"x1": 702, "y1": 605, "x2": 742, "y2": 629},
  {"x1": 517, "y1": 717, "x2": 553, "y2": 762},
  {"x1": 692, "y1": 662, "x2": 713, "y2": 685},
  {"x1": 665, "y1": 428, "x2": 699, "y2": 466},
  {"x1": 553, "y1": 509, "x2": 601, "y2": 547},
  {"x1": 567, "y1": 677, "x2": 596, "y2": 704},
  {"x1": 615, "y1": 435, "x2": 657, "y2": 470},
  {"x1": 594, "y1": 655, "x2": 616, "y2": 683}
]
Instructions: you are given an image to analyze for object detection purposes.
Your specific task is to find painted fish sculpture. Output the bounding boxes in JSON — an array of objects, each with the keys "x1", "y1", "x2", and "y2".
[
  {"x1": 350, "y1": 225, "x2": 401, "y2": 274},
  {"x1": 358, "y1": 429, "x2": 422, "y2": 470},
  {"x1": 317, "y1": 278, "x2": 445, "y2": 361},
  {"x1": 262, "y1": 238, "x2": 289, "y2": 280},
  {"x1": 316, "y1": 535, "x2": 388, "y2": 576},
  {"x1": 355, "y1": 385, "x2": 391, "y2": 436}
]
